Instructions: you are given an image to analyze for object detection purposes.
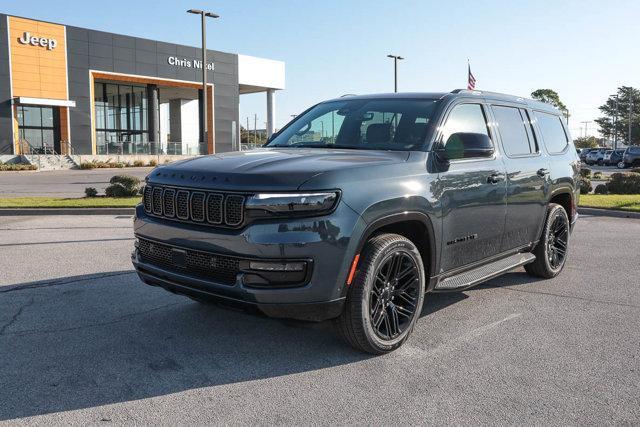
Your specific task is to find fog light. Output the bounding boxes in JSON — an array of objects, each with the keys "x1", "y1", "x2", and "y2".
[{"x1": 248, "y1": 261, "x2": 306, "y2": 272}]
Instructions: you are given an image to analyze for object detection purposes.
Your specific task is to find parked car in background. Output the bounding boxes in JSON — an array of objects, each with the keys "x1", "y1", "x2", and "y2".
[
  {"x1": 622, "y1": 146, "x2": 640, "y2": 167},
  {"x1": 579, "y1": 148, "x2": 592, "y2": 163},
  {"x1": 585, "y1": 148, "x2": 605, "y2": 165},
  {"x1": 603, "y1": 150, "x2": 613, "y2": 165},
  {"x1": 607, "y1": 149, "x2": 626, "y2": 167}
]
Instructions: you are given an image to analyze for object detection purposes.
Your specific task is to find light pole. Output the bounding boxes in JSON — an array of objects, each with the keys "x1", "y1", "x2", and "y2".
[
  {"x1": 386, "y1": 54, "x2": 404, "y2": 93},
  {"x1": 187, "y1": 9, "x2": 219, "y2": 154},
  {"x1": 629, "y1": 98, "x2": 633, "y2": 146}
]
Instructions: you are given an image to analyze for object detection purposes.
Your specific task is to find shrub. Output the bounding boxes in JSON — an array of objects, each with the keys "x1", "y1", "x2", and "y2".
[
  {"x1": 606, "y1": 172, "x2": 640, "y2": 194},
  {"x1": 593, "y1": 184, "x2": 608, "y2": 194},
  {"x1": 631, "y1": 167, "x2": 640, "y2": 174},
  {"x1": 84, "y1": 187, "x2": 98, "y2": 197},
  {"x1": 105, "y1": 174, "x2": 141, "y2": 197},
  {"x1": 115, "y1": 162, "x2": 125, "y2": 168},
  {"x1": 133, "y1": 160, "x2": 145, "y2": 167},
  {"x1": 579, "y1": 168, "x2": 591, "y2": 179},
  {"x1": 593, "y1": 171, "x2": 603, "y2": 180},
  {"x1": 0, "y1": 163, "x2": 38, "y2": 171},
  {"x1": 80, "y1": 162, "x2": 95, "y2": 170},
  {"x1": 148, "y1": 159, "x2": 158, "y2": 167},
  {"x1": 579, "y1": 178, "x2": 592, "y2": 195}
]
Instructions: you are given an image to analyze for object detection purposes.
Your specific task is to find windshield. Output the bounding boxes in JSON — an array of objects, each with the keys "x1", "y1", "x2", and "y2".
[{"x1": 267, "y1": 98, "x2": 439, "y2": 151}]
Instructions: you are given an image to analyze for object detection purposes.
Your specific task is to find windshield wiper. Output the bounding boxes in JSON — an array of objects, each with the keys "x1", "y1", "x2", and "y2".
[{"x1": 273, "y1": 143, "x2": 377, "y2": 150}]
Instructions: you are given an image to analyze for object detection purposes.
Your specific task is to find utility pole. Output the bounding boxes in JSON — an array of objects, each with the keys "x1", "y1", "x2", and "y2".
[
  {"x1": 386, "y1": 54, "x2": 404, "y2": 93},
  {"x1": 580, "y1": 121, "x2": 590, "y2": 138},
  {"x1": 613, "y1": 95, "x2": 619, "y2": 150},
  {"x1": 187, "y1": 9, "x2": 219, "y2": 154},
  {"x1": 254, "y1": 114, "x2": 257, "y2": 144},
  {"x1": 629, "y1": 98, "x2": 633, "y2": 146}
]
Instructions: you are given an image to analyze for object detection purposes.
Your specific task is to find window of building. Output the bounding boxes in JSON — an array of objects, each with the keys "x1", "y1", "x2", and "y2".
[
  {"x1": 94, "y1": 82, "x2": 149, "y2": 154},
  {"x1": 535, "y1": 111, "x2": 568, "y2": 154},
  {"x1": 16, "y1": 105, "x2": 58, "y2": 153},
  {"x1": 492, "y1": 105, "x2": 537, "y2": 156}
]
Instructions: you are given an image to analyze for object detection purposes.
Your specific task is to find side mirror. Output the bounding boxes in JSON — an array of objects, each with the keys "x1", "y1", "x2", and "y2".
[{"x1": 435, "y1": 132, "x2": 494, "y2": 160}]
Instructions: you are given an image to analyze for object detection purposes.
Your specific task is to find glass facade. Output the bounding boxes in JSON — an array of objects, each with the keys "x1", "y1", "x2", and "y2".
[
  {"x1": 94, "y1": 82, "x2": 150, "y2": 154},
  {"x1": 16, "y1": 105, "x2": 59, "y2": 153}
]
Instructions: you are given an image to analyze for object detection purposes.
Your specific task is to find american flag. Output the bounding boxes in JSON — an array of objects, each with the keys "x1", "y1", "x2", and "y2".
[{"x1": 467, "y1": 63, "x2": 476, "y2": 90}]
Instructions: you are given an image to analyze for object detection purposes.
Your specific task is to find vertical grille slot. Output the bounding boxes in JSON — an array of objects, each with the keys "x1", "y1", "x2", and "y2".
[
  {"x1": 143, "y1": 185, "x2": 153, "y2": 212},
  {"x1": 152, "y1": 187, "x2": 163, "y2": 215},
  {"x1": 176, "y1": 190, "x2": 190, "y2": 220},
  {"x1": 190, "y1": 192, "x2": 206, "y2": 222},
  {"x1": 224, "y1": 195, "x2": 245, "y2": 226},
  {"x1": 206, "y1": 193, "x2": 223, "y2": 224},
  {"x1": 162, "y1": 188, "x2": 175, "y2": 218}
]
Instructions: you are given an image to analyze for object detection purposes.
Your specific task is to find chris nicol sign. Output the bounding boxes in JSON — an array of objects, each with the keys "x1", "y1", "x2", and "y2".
[{"x1": 167, "y1": 56, "x2": 214, "y2": 70}]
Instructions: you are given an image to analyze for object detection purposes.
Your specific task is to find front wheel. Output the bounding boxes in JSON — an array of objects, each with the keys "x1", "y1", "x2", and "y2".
[
  {"x1": 335, "y1": 233, "x2": 425, "y2": 354},
  {"x1": 525, "y1": 203, "x2": 570, "y2": 279},
  {"x1": 617, "y1": 161, "x2": 626, "y2": 169}
]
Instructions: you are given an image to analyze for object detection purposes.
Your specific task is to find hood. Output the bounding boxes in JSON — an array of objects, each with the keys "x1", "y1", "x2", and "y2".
[{"x1": 146, "y1": 148, "x2": 410, "y2": 191}]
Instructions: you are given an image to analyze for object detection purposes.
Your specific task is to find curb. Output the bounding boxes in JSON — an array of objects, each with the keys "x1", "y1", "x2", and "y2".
[
  {"x1": 578, "y1": 207, "x2": 640, "y2": 219},
  {"x1": 0, "y1": 207, "x2": 135, "y2": 216}
]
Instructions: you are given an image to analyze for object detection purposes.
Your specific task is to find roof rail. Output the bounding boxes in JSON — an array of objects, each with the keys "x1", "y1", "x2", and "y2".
[{"x1": 451, "y1": 88, "x2": 482, "y2": 95}]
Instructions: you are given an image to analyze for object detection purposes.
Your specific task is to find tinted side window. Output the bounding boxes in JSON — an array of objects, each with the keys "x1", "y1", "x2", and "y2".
[
  {"x1": 492, "y1": 105, "x2": 536, "y2": 156},
  {"x1": 441, "y1": 103, "x2": 490, "y2": 144},
  {"x1": 535, "y1": 111, "x2": 568, "y2": 154}
]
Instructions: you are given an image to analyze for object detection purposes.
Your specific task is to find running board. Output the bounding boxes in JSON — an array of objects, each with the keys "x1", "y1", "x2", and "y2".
[{"x1": 434, "y1": 252, "x2": 536, "y2": 291}]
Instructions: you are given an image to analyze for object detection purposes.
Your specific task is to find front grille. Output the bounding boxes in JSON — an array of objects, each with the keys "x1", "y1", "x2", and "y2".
[
  {"x1": 142, "y1": 184, "x2": 246, "y2": 228},
  {"x1": 137, "y1": 238, "x2": 240, "y2": 285}
]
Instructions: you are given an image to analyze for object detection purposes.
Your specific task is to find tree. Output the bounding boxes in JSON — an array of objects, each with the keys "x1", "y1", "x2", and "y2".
[
  {"x1": 594, "y1": 86, "x2": 640, "y2": 146},
  {"x1": 573, "y1": 136, "x2": 599, "y2": 149},
  {"x1": 531, "y1": 89, "x2": 569, "y2": 119}
]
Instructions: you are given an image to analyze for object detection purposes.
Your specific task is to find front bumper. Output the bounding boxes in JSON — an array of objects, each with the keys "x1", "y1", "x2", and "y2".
[{"x1": 132, "y1": 201, "x2": 364, "y2": 321}]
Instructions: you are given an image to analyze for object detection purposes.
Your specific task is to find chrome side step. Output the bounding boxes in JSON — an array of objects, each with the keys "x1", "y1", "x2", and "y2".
[{"x1": 434, "y1": 252, "x2": 536, "y2": 291}]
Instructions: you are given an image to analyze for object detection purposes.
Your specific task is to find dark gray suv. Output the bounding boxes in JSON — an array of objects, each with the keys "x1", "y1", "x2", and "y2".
[{"x1": 132, "y1": 90, "x2": 580, "y2": 354}]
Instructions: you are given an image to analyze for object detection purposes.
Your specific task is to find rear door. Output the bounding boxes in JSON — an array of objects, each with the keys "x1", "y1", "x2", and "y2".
[
  {"x1": 488, "y1": 104, "x2": 549, "y2": 251},
  {"x1": 437, "y1": 101, "x2": 508, "y2": 273}
]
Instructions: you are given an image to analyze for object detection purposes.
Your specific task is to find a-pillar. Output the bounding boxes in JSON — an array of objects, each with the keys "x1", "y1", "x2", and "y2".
[{"x1": 266, "y1": 89, "x2": 276, "y2": 137}]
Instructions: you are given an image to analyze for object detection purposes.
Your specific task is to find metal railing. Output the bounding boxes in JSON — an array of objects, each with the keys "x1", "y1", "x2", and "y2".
[{"x1": 97, "y1": 140, "x2": 206, "y2": 156}]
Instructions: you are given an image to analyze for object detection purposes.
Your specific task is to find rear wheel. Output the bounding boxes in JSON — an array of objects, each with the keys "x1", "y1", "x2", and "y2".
[
  {"x1": 335, "y1": 233, "x2": 425, "y2": 354},
  {"x1": 525, "y1": 203, "x2": 570, "y2": 279}
]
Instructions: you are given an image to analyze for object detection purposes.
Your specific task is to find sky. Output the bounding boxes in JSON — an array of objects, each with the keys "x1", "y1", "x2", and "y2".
[{"x1": 3, "y1": 0, "x2": 639, "y2": 137}]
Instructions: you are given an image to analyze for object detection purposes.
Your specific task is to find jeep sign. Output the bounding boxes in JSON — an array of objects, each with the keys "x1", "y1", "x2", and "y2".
[{"x1": 18, "y1": 31, "x2": 57, "y2": 50}]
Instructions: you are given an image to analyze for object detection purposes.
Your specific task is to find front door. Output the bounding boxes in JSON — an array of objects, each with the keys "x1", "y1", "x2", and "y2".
[
  {"x1": 436, "y1": 102, "x2": 508, "y2": 273},
  {"x1": 488, "y1": 104, "x2": 548, "y2": 250}
]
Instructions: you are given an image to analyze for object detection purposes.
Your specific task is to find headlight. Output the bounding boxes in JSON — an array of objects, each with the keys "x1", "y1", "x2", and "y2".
[{"x1": 245, "y1": 191, "x2": 339, "y2": 217}]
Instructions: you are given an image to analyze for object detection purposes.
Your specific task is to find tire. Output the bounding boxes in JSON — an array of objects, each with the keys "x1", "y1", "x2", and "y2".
[
  {"x1": 525, "y1": 203, "x2": 570, "y2": 279},
  {"x1": 335, "y1": 233, "x2": 426, "y2": 355},
  {"x1": 618, "y1": 161, "x2": 626, "y2": 169}
]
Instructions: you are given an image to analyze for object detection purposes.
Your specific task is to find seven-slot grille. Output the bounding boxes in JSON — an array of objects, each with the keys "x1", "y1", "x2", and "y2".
[
  {"x1": 137, "y1": 238, "x2": 239, "y2": 285},
  {"x1": 143, "y1": 184, "x2": 246, "y2": 227}
]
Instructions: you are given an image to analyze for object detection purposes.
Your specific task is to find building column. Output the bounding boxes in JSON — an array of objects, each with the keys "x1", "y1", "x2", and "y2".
[
  {"x1": 147, "y1": 84, "x2": 160, "y2": 154},
  {"x1": 266, "y1": 89, "x2": 276, "y2": 137}
]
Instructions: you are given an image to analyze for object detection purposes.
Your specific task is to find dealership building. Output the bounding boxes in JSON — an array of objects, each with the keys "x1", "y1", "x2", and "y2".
[{"x1": 0, "y1": 14, "x2": 285, "y2": 157}]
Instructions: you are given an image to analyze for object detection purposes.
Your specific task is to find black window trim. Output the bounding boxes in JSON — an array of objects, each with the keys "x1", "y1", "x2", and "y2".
[
  {"x1": 533, "y1": 109, "x2": 570, "y2": 155},
  {"x1": 435, "y1": 100, "x2": 498, "y2": 163},
  {"x1": 489, "y1": 103, "x2": 542, "y2": 159}
]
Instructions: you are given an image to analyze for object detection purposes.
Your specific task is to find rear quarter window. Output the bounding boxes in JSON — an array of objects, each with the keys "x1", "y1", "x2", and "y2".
[{"x1": 534, "y1": 111, "x2": 568, "y2": 154}]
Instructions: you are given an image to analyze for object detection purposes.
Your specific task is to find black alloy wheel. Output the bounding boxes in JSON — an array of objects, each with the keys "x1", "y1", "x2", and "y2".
[
  {"x1": 336, "y1": 233, "x2": 426, "y2": 354},
  {"x1": 525, "y1": 203, "x2": 571, "y2": 279},
  {"x1": 546, "y1": 213, "x2": 569, "y2": 270},
  {"x1": 369, "y1": 251, "x2": 420, "y2": 340}
]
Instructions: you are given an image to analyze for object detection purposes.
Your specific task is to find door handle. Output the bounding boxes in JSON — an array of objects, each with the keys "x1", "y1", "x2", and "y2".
[
  {"x1": 537, "y1": 168, "x2": 550, "y2": 177},
  {"x1": 487, "y1": 173, "x2": 503, "y2": 184}
]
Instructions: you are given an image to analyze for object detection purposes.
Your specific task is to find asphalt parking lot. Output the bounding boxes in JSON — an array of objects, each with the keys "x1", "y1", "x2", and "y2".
[{"x1": 0, "y1": 214, "x2": 639, "y2": 424}]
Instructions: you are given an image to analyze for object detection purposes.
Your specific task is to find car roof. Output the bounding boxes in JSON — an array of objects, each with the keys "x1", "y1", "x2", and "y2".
[{"x1": 323, "y1": 89, "x2": 560, "y2": 114}]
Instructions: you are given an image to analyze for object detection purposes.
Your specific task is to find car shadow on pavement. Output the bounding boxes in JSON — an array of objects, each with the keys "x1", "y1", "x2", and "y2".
[{"x1": 0, "y1": 270, "x2": 467, "y2": 420}]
